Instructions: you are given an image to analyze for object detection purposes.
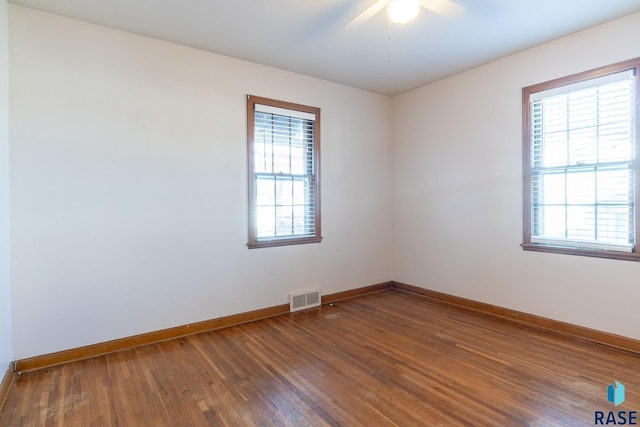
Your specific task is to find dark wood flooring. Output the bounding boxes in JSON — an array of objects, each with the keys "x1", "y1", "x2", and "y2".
[{"x1": 1, "y1": 289, "x2": 639, "y2": 426}]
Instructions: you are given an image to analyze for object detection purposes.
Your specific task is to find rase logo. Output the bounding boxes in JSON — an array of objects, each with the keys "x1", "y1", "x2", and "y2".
[
  {"x1": 595, "y1": 381, "x2": 637, "y2": 425},
  {"x1": 609, "y1": 381, "x2": 626, "y2": 407}
]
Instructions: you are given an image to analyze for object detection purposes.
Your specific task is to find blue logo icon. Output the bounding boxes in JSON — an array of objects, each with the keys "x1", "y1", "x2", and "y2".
[{"x1": 608, "y1": 381, "x2": 625, "y2": 406}]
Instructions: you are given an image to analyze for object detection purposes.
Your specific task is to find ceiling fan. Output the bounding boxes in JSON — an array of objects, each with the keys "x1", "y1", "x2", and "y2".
[{"x1": 343, "y1": 0, "x2": 465, "y2": 30}]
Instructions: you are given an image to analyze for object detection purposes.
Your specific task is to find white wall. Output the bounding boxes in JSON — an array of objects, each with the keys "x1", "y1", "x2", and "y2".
[
  {"x1": 10, "y1": 4, "x2": 640, "y2": 361},
  {"x1": 393, "y1": 12, "x2": 640, "y2": 340},
  {"x1": 9, "y1": 5, "x2": 393, "y2": 359},
  {"x1": 0, "y1": 0, "x2": 11, "y2": 367}
]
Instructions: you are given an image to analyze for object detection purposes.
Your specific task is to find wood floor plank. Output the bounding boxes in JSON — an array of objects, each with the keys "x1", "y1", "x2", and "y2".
[{"x1": 1, "y1": 290, "x2": 639, "y2": 426}]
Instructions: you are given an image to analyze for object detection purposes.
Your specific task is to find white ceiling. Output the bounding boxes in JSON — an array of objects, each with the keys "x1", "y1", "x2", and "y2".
[{"x1": 8, "y1": 0, "x2": 640, "y2": 96}]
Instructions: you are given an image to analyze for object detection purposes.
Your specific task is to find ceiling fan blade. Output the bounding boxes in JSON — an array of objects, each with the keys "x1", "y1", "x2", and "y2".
[
  {"x1": 419, "y1": 0, "x2": 465, "y2": 18},
  {"x1": 343, "y1": 0, "x2": 391, "y2": 30}
]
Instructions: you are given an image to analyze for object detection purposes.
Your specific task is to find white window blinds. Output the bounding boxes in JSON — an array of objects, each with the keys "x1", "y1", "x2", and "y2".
[
  {"x1": 529, "y1": 70, "x2": 637, "y2": 251},
  {"x1": 248, "y1": 97, "x2": 320, "y2": 247}
]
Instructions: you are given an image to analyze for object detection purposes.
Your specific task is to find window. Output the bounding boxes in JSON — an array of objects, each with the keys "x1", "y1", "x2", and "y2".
[
  {"x1": 522, "y1": 58, "x2": 640, "y2": 261},
  {"x1": 247, "y1": 95, "x2": 321, "y2": 248}
]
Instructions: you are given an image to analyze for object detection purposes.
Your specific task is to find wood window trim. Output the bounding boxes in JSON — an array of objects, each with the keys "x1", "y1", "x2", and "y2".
[
  {"x1": 246, "y1": 95, "x2": 322, "y2": 249},
  {"x1": 522, "y1": 57, "x2": 640, "y2": 262}
]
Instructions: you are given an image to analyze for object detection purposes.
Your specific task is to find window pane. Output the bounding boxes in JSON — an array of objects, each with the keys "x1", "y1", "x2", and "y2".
[
  {"x1": 598, "y1": 206, "x2": 632, "y2": 244},
  {"x1": 542, "y1": 96, "x2": 568, "y2": 134},
  {"x1": 291, "y1": 145, "x2": 304, "y2": 175},
  {"x1": 293, "y1": 178, "x2": 307, "y2": 205},
  {"x1": 566, "y1": 171, "x2": 595, "y2": 204},
  {"x1": 256, "y1": 206, "x2": 275, "y2": 238},
  {"x1": 568, "y1": 127, "x2": 597, "y2": 165},
  {"x1": 538, "y1": 205, "x2": 566, "y2": 239},
  {"x1": 567, "y1": 205, "x2": 595, "y2": 241},
  {"x1": 540, "y1": 173, "x2": 565, "y2": 204},
  {"x1": 597, "y1": 169, "x2": 630, "y2": 204},
  {"x1": 293, "y1": 206, "x2": 308, "y2": 235},
  {"x1": 541, "y1": 131, "x2": 567, "y2": 167},
  {"x1": 276, "y1": 177, "x2": 293, "y2": 206},
  {"x1": 275, "y1": 206, "x2": 293, "y2": 236},
  {"x1": 254, "y1": 142, "x2": 266, "y2": 173},
  {"x1": 597, "y1": 206, "x2": 631, "y2": 244},
  {"x1": 290, "y1": 118, "x2": 304, "y2": 145},
  {"x1": 254, "y1": 113, "x2": 273, "y2": 174},
  {"x1": 256, "y1": 176, "x2": 275, "y2": 206},
  {"x1": 273, "y1": 140, "x2": 291, "y2": 174},
  {"x1": 599, "y1": 123, "x2": 633, "y2": 162},
  {"x1": 568, "y1": 88, "x2": 597, "y2": 130}
]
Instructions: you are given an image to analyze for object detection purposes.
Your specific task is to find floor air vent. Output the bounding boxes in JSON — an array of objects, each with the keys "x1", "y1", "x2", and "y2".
[{"x1": 289, "y1": 288, "x2": 321, "y2": 312}]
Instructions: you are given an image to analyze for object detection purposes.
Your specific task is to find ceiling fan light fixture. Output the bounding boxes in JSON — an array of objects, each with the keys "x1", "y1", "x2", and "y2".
[{"x1": 387, "y1": 0, "x2": 420, "y2": 24}]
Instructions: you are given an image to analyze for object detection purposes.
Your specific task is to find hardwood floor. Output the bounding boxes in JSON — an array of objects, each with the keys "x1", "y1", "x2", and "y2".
[{"x1": 1, "y1": 289, "x2": 639, "y2": 426}]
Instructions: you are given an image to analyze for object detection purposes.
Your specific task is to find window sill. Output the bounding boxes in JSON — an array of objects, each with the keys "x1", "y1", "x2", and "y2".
[
  {"x1": 521, "y1": 243, "x2": 640, "y2": 262},
  {"x1": 248, "y1": 236, "x2": 322, "y2": 249}
]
